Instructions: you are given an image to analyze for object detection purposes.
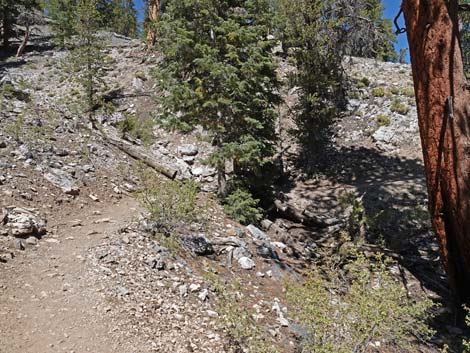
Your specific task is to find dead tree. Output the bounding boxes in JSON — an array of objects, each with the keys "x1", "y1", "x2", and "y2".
[{"x1": 402, "y1": 0, "x2": 470, "y2": 304}]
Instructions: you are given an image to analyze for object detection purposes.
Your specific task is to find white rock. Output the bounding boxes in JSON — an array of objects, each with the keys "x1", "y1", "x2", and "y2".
[{"x1": 238, "y1": 256, "x2": 255, "y2": 270}]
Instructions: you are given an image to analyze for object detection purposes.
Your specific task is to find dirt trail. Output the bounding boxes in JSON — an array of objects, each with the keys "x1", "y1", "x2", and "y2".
[{"x1": 0, "y1": 197, "x2": 143, "y2": 353}]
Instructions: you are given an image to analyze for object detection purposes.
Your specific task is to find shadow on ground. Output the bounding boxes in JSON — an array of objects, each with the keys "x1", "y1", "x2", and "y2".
[{"x1": 281, "y1": 142, "x2": 463, "y2": 350}]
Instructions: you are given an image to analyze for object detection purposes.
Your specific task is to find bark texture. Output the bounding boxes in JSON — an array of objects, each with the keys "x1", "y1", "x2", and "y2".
[
  {"x1": 146, "y1": 0, "x2": 159, "y2": 46},
  {"x1": 403, "y1": 0, "x2": 470, "y2": 303}
]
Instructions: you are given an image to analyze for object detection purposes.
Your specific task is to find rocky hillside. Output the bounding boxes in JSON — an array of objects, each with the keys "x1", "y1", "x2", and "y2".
[{"x1": 0, "y1": 31, "x2": 459, "y2": 353}]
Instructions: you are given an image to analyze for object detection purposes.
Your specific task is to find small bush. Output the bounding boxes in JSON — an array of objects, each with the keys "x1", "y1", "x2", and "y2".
[
  {"x1": 390, "y1": 86, "x2": 400, "y2": 95},
  {"x1": 401, "y1": 87, "x2": 415, "y2": 97},
  {"x1": 371, "y1": 87, "x2": 386, "y2": 97},
  {"x1": 223, "y1": 188, "x2": 263, "y2": 225},
  {"x1": 5, "y1": 114, "x2": 25, "y2": 142},
  {"x1": 0, "y1": 83, "x2": 31, "y2": 102},
  {"x1": 206, "y1": 272, "x2": 280, "y2": 353},
  {"x1": 360, "y1": 77, "x2": 370, "y2": 87},
  {"x1": 135, "y1": 71, "x2": 147, "y2": 81},
  {"x1": 117, "y1": 114, "x2": 155, "y2": 146},
  {"x1": 391, "y1": 99, "x2": 410, "y2": 115},
  {"x1": 137, "y1": 164, "x2": 198, "y2": 235},
  {"x1": 376, "y1": 113, "x2": 391, "y2": 126},
  {"x1": 286, "y1": 245, "x2": 436, "y2": 353},
  {"x1": 349, "y1": 90, "x2": 360, "y2": 99}
]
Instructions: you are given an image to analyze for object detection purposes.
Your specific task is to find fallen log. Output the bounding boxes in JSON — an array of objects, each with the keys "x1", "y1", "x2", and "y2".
[
  {"x1": 99, "y1": 129, "x2": 178, "y2": 179},
  {"x1": 273, "y1": 199, "x2": 331, "y2": 228}
]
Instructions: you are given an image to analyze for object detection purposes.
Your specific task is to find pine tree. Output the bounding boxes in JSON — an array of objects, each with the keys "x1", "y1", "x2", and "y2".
[
  {"x1": 42, "y1": 0, "x2": 77, "y2": 47},
  {"x1": 156, "y1": 0, "x2": 281, "y2": 195},
  {"x1": 341, "y1": 0, "x2": 397, "y2": 61},
  {"x1": 67, "y1": 0, "x2": 106, "y2": 124},
  {"x1": 109, "y1": 0, "x2": 138, "y2": 38},
  {"x1": 279, "y1": 0, "x2": 347, "y2": 156}
]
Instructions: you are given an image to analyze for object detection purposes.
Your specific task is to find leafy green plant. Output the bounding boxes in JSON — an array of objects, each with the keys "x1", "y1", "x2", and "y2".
[
  {"x1": 5, "y1": 114, "x2": 25, "y2": 142},
  {"x1": 390, "y1": 86, "x2": 400, "y2": 95},
  {"x1": 339, "y1": 191, "x2": 367, "y2": 241},
  {"x1": 65, "y1": 0, "x2": 107, "y2": 123},
  {"x1": 286, "y1": 246, "x2": 436, "y2": 353},
  {"x1": 0, "y1": 83, "x2": 31, "y2": 102},
  {"x1": 136, "y1": 163, "x2": 198, "y2": 235},
  {"x1": 207, "y1": 273, "x2": 280, "y2": 353},
  {"x1": 376, "y1": 113, "x2": 391, "y2": 126},
  {"x1": 360, "y1": 77, "x2": 370, "y2": 86},
  {"x1": 391, "y1": 99, "x2": 410, "y2": 115},
  {"x1": 156, "y1": 0, "x2": 281, "y2": 194},
  {"x1": 371, "y1": 86, "x2": 386, "y2": 97},
  {"x1": 117, "y1": 114, "x2": 155, "y2": 146},
  {"x1": 401, "y1": 87, "x2": 415, "y2": 97},
  {"x1": 223, "y1": 188, "x2": 263, "y2": 225}
]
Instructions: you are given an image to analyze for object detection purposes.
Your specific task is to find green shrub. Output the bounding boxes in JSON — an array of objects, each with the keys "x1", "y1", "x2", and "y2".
[
  {"x1": 376, "y1": 113, "x2": 391, "y2": 126},
  {"x1": 117, "y1": 114, "x2": 155, "y2": 146},
  {"x1": 401, "y1": 87, "x2": 415, "y2": 97},
  {"x1": 0, "y1": 83, "x2": 31, "y2": 102},
  {"x1": 137, "y1": 164, "x2": 198, "y2": 235},
  {"x1": 206, "y1": 272, "x2": 280, "y2": 353},
  {"x1": 360, "y1": 77, "x2": 370, "y2": 87},
  {"x1": 371, "y1": 87, "x2": 386, "y2": 97},
  {"x1": 223, "y1": 188, "x2": 263, "y2": 225},
  {"x1": 135, "y1": 71, "x2": 147, "y2": 81},
  {"x1": 5, "y1": 114, "x2": 25, "y2": 142},
  {"x1": 286, "y1": 246, "x2": 435, "y2": 353},
  {"x1": 390, "y1": 86, "x2": 400, "y2": 95},
  {"x1": 391, "y1": 99, "x2": 410, "y2": 115},
  {"x1": 349, "y1": 90, "x2": 360, "y2": 99}
]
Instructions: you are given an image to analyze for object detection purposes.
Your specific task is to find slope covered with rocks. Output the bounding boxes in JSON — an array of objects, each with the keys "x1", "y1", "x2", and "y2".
[{"x1": 0, "y1": 30, "x2": 459, "y2": 353}]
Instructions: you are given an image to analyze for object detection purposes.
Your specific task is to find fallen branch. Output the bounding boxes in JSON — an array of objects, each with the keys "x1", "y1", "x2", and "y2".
[
  {"x1": 273, "y1": 199, "x2": 331, "y2": 228},
  {"x1": 99, "y1": 128, "x2": 178, "y2": 179}
]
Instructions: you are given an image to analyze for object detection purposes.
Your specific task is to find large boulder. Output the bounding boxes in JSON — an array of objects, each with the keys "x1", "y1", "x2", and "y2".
[
  {"x1": 1, "y1": 207, "x2": 46, "y2": 238},
  {"x1": 44, "y1": 168, "x2": 80, "y2": 195}
]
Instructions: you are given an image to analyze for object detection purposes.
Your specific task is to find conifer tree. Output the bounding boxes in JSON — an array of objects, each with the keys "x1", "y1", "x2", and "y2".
[
  {"x1": 67, "y1": 0, "x2": 106, "y2": 125},
  {"x1": 42, "y1": 0, "x2": 77, "y2": 47},
  {"x1": 342, "y1": 0, "x2": 397, "y2": 61},
  {"x1": 156, "y1": 0, "x2": 281, "y2": 195},
  {"x1": 279, "y1": 0, "x2": 347, "y2": 155},
  {"x1": 109, "y1": 0, "x2": 138, "y2": 38}
]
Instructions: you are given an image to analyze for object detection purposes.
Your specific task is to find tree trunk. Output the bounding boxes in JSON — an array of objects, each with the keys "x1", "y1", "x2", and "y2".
[
  {"x1": 1, "y1": 11, "x2": 12, "y2": 48},
  {"x1": 16, "y1": 25, "x2": 30, "y2": 57},
  {"x1": 146, "y1": 0, "x2": 159, "y2": 47},
  {"x1": 403, "y1": 0, "x2": 470, "y2": 304}
]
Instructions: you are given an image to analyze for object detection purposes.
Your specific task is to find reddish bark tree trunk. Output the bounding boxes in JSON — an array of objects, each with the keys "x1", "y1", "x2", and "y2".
[
  {"x1": 16, "y1": 25, "x2": 30, "y2": 57},
  {"x1": 146, "y1": 0, "x2": 159, "y2": 47},
  {"x1": 402, "y1": 0, "x2": 470, "y2": 304}
]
